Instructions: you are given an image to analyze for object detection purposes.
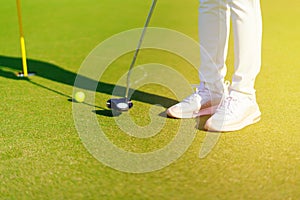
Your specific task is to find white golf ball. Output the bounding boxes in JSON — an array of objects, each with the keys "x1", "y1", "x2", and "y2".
[{"x1": 75, "y1": 91, "x2": 85, "y2": 103}]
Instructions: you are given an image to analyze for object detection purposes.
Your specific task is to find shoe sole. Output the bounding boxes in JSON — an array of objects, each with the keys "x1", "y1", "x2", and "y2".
[
  {"x1": 166, "y1": 105, "x2": 218, "y2": 119},
  {"x1": 204, "y1": 110, "x2": 261, "y2": 132}
]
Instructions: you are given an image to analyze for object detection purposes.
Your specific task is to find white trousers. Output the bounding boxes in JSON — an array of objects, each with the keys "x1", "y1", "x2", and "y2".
[{"x1": 198, "y1": 0, "x2": 262, "y2": 95}]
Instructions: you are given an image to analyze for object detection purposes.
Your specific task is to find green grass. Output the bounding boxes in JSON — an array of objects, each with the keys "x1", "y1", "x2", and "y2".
[{"x1": 1, "y1": 0, "x2": 300, "y2": 199}]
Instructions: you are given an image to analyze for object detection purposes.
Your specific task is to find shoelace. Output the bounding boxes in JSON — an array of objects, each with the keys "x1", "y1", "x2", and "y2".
[
  {"x1": 184, "y1": 82, "x2": 207, "y2": 103},
  {"x1": 218, "y1": 81, "x2": 237, "y2": 114},
  {"x1": 219, "y1": 96, "x2": 238, "y2": 113}
]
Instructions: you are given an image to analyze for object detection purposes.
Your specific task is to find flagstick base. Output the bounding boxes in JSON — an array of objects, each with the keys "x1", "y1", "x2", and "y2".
[{"x1": 17, "y1": 72, "x2": 36, "y2": 77}]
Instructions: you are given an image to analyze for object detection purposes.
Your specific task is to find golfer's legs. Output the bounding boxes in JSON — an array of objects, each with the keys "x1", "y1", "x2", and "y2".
[
  {"x1": 230, "y1": 0, "x2": 262, "y2": 95},
  {"x1": 198, "y1": 0, "x2": 230, "y2": 92}
]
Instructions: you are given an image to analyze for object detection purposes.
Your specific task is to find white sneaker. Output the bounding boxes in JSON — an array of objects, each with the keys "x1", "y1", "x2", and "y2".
[
  {"x1": 204, "y1": 90, "x2": 261, "y2": 132},
  {"x1": 166, "y1": 82, "x2": 223, "y2": 118}
]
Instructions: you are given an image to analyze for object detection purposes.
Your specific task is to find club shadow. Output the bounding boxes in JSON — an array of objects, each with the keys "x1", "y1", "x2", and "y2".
[
  {"x1": 0, "y1": 55, "x2": 178, "y2": 108},
  {"x1": 92, "y1": 109, "x2": 122, "y2": 117}
]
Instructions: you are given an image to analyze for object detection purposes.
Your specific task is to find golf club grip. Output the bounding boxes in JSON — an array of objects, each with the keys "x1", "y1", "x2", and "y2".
[{"x1": 125, "y1": 0, "x2": 157, "y2": 98}]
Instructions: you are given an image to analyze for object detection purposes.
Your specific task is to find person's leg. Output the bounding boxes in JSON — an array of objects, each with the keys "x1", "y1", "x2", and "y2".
[
  {"x1": 230, "y1": 0, "x2": 262, "y2": 95},
  {"x1": 166, "y1": 0, "x2": 230, "y2": 119},
  {"x1": 198, "y1": 0, "x2": 230, "y2": 92},
  {"x1": 205, "y1": 0, "x2": 262, "y2": 131}
]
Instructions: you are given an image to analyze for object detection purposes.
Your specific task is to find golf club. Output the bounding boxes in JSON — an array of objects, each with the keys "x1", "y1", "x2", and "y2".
[{"x1": 106, "y1": 0, "x2": 157, "y2": 112}]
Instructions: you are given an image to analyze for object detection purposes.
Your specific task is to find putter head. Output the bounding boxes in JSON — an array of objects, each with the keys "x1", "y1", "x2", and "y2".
[{"x1": 106, "y1": 98, "x2": 133, "y2": 112}]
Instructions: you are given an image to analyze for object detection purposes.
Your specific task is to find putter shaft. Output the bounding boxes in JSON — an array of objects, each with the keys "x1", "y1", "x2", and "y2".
[{"x1": 125, "y1": 0, "x2": 157, "y2": 98}]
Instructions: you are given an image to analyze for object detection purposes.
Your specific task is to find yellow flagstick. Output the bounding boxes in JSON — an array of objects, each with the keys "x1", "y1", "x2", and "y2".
[{"x1": 16, "y1": 0, "x2": 29, "y2": 77}]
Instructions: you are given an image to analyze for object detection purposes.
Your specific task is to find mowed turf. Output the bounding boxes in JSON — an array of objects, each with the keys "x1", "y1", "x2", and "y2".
[{"x1": 0, "y1": 0, "x2": 300, "y2": 199}]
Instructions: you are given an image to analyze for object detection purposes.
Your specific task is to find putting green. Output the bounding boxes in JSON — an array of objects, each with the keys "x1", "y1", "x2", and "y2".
[{"x1": 0, "y1": 0, "x2": 299, "y2": 199}]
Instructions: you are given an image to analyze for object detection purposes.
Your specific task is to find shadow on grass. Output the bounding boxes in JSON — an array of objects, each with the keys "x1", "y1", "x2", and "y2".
[
  {"x1": 196, "y1": 115, "x2": 211, "y2": 130},
  {"x1": 0, "y1": 55, "x2": 178, "y2": 114}
]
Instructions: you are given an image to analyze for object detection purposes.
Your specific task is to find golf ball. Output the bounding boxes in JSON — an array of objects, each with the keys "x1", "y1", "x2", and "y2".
[{"x1": 74, "y1": 91, "x2": 85, "y2": 103}]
